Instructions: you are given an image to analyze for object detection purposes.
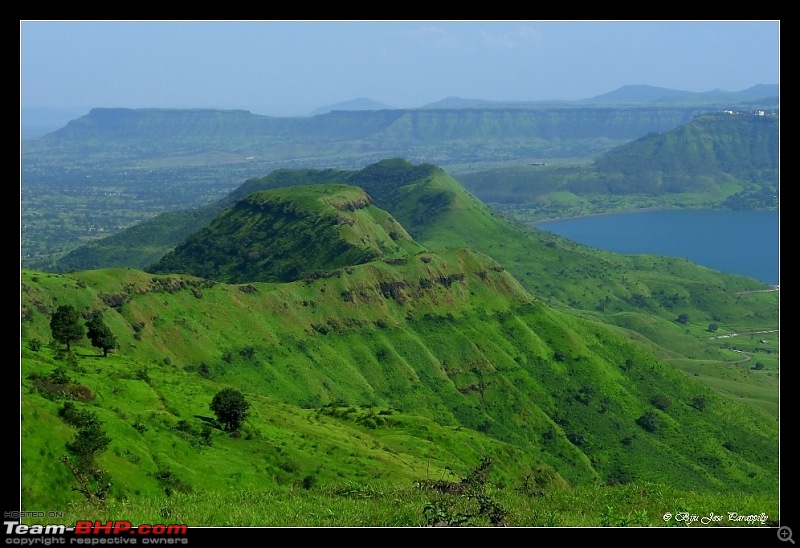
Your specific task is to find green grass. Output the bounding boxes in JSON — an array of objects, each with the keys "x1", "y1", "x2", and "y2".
[
  {"x1": 25, "y1": 479, "x2": 779, "y2": 527},
  {"x1": 20, "y1": 256, "x2": 779, "y2": 526}
]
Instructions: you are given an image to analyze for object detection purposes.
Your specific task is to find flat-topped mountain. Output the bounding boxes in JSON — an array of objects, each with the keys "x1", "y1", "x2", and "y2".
[{"x1": 25, "y1": 105, "x2": 717, "y2": 164}]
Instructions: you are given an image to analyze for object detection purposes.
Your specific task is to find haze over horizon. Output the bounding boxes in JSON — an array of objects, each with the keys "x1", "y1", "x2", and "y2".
[{"x1": 21, "y1": 20, "x2": 779, "y2": 118}]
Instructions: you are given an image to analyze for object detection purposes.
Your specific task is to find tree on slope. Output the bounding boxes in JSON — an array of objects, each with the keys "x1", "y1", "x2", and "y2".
[
  {"x1": 50, "y1": 305, "x2": 84, "y2": 352},
  {"x1": 210, "y1": 388, "x2": 251, "y2": 432},
  {"x1": 85, "y1": 312, "x2": 118, "y2": 357}
]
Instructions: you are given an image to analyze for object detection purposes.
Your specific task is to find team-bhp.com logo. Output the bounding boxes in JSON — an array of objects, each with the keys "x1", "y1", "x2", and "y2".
[{"x1": 5, "y1": 520, "x2": 188, "y2": 544}]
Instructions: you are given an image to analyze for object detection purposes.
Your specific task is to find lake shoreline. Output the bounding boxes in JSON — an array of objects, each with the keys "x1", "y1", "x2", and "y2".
[{"x1": 530, "y1": 206, "x2": 668, "y2": 226}]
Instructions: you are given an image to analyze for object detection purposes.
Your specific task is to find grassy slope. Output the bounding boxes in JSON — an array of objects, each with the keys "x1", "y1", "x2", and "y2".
[{"x1": 21, "y1": 246, "x2": 778, "y2": 522}]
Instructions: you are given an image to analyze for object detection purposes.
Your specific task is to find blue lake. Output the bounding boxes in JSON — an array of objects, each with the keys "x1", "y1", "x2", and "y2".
[{"x1": 533, "y1": 209, "x2": 779, "y2": 286}]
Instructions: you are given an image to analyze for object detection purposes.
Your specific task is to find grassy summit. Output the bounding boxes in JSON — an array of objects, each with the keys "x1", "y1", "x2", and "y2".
[{"x1": 149, "y1": 184, "x2": 424, "y2": 283}]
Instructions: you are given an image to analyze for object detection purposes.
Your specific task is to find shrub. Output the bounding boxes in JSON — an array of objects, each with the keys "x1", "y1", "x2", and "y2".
[
  {"x1": 301, "y1": 475, "x2": 317, "y2": 490},
  {"x1": 636, "y1": 411, "x2": 660, "y2": 432},
  {"x1": 58, "y1": 401, "x2": 100, "y2": 429},
  {"x1": 650, "y1": 394, "x2": 672, "y2": 411}
]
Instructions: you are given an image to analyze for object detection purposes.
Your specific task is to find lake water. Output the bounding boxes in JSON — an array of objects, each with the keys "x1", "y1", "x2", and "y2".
[{"x1": 533, "y1": 209, "x2": 779, "y2": 285}]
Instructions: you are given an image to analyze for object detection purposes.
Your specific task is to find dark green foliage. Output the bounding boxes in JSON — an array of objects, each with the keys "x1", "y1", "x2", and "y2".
[
  {"x1": 575, "y1": 385, "x2": 596, "y2": 405},
  {"x1": 28, "y1": 338, "x2": 42, "y2": 351},
  {"x1": 200, "y1": 424, "x2": 214, "y2": 445},
  {"x1": 422, "y1": 499, "x2": 474, "y2": 527},
  {"x1": 154, "y1": 466, "x2": 190, "y2": 496},
  {"x1": 707, "y1": 323, "x2": 719, "y2": 332},
  {"x1": 50, "y1": 304, "x2": 84, "y2": 351},
  {"x1": 173, "y1": 419, "x2": 213, "y2": 447},
  {"x1": 49, "y1": 366, "x2": 70, "y2": 385},
  {"x1": 636, "y1": 411, "x2": 660, "y2": 433},
  {"x1": 58, "y1": 401, "x2": 100, "y2": 429},
  {"x1": 210, "y1": 387, "x2": 251, "y2": 432},
  {"x1": 300, "y1": 475, "x2": 316, "y2": 490},
  {"x1": 676, "y1": 313, "x2": 690, "y2": 324},
  {"x1": 691, "y1": 395, "x2": 709, "y2": 411},
  {"x1": 60, "y1": 409, "x2": 113, "y2": 504},
  {"x1": 239, "y1": 346, "x2": 256, "y2": 360},
  {"x1": 65, "y1": 421, "x2": 111, "y2": 467},
  {"x1": 134, "y1": 366, "x2": 151, "y2": 384},
  {"x1": 85, "y1": 311, "x2": 118, "y2": 357},
  {"x1": 650, "y1": 394, "x2": 672, "y2": 411}
]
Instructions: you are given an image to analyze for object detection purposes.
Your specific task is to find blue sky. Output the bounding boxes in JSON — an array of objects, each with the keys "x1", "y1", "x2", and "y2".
[{"x1": 20, "y1": 20, "x2": 779, "y2": 116}]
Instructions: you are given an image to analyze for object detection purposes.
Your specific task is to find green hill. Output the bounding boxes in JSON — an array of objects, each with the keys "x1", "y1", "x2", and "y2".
[
  {"x1": 148, "y1": 184, "x2": 424, "y2": 283},
  {"x1": 20, "y1": 249, "x2": 778, "y2": 524},
  {"x1": 459, "y1": 112, "x2": 778, "y2": 220}
]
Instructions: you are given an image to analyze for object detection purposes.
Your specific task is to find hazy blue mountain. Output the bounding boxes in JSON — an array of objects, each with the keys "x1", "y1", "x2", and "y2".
[
  {"x1": 21, "y1": 106, "x2": 92, "y2": 139},
  {"x1": 586, "y1": 84, "x2": 778, "y2": 105},
  {"x1": 310, "y1": 97, "x2": 396, "y2": 116}
]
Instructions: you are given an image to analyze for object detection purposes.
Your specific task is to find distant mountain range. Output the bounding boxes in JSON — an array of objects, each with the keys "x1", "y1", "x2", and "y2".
[
  {"x1": 353, "y1": 84, "x2": 779, "y2": 111},
  {"x1": 311, "y1": 84, "x2": 779, "y2": 114},
  {"x1": 22, "y1": 84, "x2": 778, "y2": 138},
  {"x1": 586, "y1": 83, "x2": 779, "y2": 105}
]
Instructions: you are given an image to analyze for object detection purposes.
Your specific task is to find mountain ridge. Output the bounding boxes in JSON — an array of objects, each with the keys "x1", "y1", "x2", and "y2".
[{"x1": 22, "y1": 84, "x2": 777, "y2": 139}]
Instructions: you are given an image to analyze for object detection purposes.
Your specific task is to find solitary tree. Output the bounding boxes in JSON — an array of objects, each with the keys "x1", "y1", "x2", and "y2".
[
  {"x1": 50, "y1": 305, "x2": 84, "y2": 352},
  {"x1": 85, "y1": 312, "x2": 118, "y2": 357},
  {"x1": 210, "y1": 388, "x2": 250, "y2": 432},
  {"x1": 61, "y1": 408, "x2": 113, "y2": 503}
]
